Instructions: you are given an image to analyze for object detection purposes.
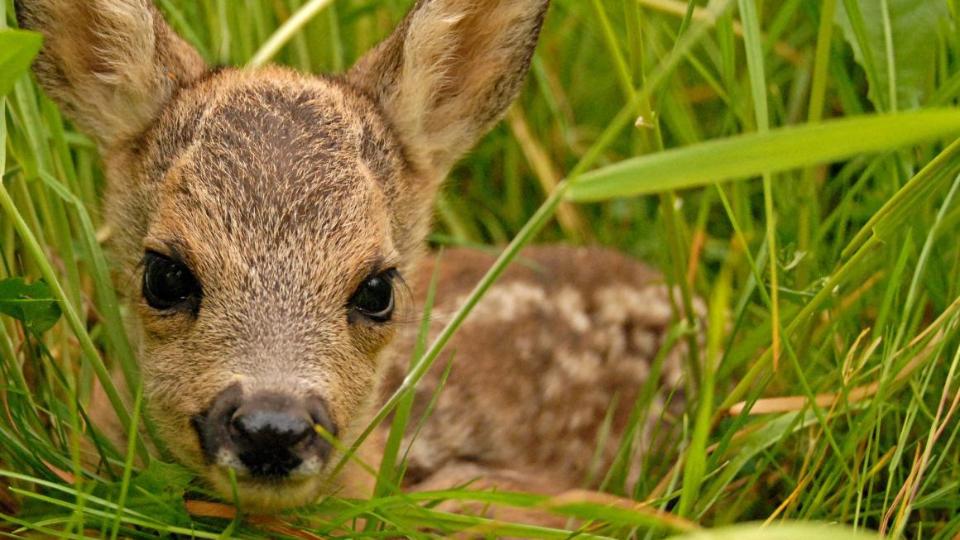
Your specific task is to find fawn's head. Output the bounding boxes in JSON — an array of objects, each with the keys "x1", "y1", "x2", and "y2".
[{"x1": 18, "y1": 0, "x2": 548, "y2": 509}]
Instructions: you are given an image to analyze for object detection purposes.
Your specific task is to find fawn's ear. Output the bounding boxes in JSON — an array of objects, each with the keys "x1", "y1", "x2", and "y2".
[
  {"x1": 15, "y1": 0, "x2": 206, "y2": 147},
  {"x1": 348, "y1": 0, "x2": 550, "y2": 174}
]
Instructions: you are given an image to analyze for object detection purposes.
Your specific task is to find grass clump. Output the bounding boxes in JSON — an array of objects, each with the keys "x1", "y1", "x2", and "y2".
[{"x1": 2, "y1": 0, "x2": 960, "y2": 538}]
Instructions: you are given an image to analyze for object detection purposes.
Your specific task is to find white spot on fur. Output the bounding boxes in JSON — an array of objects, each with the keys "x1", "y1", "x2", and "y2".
[
  {"x1": 555, "y1": 287, "x2": 591, "y2": 333},
  {"x1": 457, "y1": 281, "x2": 548, "y2": 323},
  {"x1": 632, "y1": 329, "x2": 659, "y2": 357},
  {"x1": 293, "y1": 456, "x2": 324, "y2": 477},
  {"x1": 215, "y1": 448, "x2": 245, "y2": 471},
  {"x1": 594, "y1": 285, "x2": 673, "y2": 327},
  {"x1": 555, "y1": 349, "x2": 602, "y2": 382}
]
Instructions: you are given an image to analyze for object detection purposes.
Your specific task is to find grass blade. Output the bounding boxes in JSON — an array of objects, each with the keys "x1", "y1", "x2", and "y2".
[{"x1": 567, "y1": 110, "x2": 960, "y2": 202}]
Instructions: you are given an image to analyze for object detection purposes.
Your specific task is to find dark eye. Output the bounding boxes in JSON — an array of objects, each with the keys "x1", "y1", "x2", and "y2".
[
  {"x1": 349, "y1": 270, "x2": 396, "y2": 323},
  {"x1": 142, "y1": 251, "x2": 202, "y2": 312}
]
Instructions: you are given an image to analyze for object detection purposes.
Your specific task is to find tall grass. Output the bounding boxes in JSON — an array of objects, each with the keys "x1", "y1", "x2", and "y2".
[{"x1": 2, "y1": 0, "x2": 960, "y2": 537}]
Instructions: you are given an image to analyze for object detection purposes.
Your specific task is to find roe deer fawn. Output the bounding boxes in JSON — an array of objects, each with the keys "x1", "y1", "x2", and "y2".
[{"x1": 16, "y1": 0, "x2": 692, "y2": 514}]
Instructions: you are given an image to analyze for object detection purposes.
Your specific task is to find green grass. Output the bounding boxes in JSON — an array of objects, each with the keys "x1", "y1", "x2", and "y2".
[{"x1": 2, "y1": 0, "x2": 960, "y2": 537}]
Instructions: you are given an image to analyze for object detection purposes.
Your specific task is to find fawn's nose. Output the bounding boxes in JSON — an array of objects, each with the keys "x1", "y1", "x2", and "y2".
[
  {"x1": 193, "y1": 384, "x2": 337, "y2": 478},
  {"x1": 230, "y1": 402, "x2": 314, "y2": 477}
]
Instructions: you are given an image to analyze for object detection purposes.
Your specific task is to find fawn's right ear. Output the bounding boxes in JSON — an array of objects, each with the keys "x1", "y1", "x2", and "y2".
[{"x1": 15, "y1": 0, "x2": 206, "y2": 148}]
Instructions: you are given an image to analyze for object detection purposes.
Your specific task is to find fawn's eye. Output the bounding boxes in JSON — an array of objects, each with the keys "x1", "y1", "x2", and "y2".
[
  {"x1": 142, "y1": 252, "x2": 202, "y2": 312},
  {"x1": 349, "y1": 270, "x2": 396, "y2": 323}
]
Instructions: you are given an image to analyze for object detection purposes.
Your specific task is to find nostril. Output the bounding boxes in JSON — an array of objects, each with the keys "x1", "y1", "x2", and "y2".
[
  {"x1": 307, "y1": 398, "x2": 337, "y2": 438},
  {"x1": 306, "y1": 396, "x2": 337, "y2": 463},
  {"x1": 193, "y1": 383, "x2": 243, "y2": 464}
]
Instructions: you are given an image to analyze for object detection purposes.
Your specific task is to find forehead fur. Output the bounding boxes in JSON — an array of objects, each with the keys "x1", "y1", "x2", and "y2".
[
  {"x1": 152, "y1": 68, "x2": 403, "y2": 226},
  {"x1": 136, "y1": 67, "x2": 406, "y2": 283}
]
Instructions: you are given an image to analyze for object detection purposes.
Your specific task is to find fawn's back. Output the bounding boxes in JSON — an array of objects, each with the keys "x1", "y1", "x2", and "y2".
[{"x1": 375, "y1": 247, "x2": 686, "y2": 498}]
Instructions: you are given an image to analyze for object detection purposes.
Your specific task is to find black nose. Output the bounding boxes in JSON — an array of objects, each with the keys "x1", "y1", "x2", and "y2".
[{"x1": 193, "y1": 384, "x2": 337, "y2": 479}]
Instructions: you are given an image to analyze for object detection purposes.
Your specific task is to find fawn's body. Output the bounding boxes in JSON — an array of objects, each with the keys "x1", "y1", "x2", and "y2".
[
  {"x1": 370, "y1": 247, "x2": 683, "y2": 498},
  {"x1": 18, "y1": 0, "x2": 685, "y2": 514}
]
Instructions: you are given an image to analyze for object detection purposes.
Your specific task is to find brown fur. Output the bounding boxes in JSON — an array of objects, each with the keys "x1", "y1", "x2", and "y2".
[
  {"x1": 376, "y1": 247, "x2": 688, "y2": 492},
  {"x1": 17, "y1": 0, "x2": 688, "y2": 516}
]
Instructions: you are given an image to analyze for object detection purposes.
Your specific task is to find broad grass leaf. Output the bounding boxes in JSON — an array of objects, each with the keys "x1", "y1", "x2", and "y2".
[
  {"x1": 0, "y1": 278, "x2": 61, "y2": 334},
  {"x1": 0, "y1": 29, "x2": 43, "y2": 98},
  {"x1": 567, "y1": 109, "x2": 960, "y2": 202},
  {"x1": 835, "y1": 0, "x2": 949, "y2": 110},
  {"x1": 668, "y1": 522, "x2": 882, "y2": 540}
]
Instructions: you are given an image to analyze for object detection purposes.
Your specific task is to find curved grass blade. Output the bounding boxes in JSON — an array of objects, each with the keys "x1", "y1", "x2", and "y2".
[{"x1": 567, "y1": 110, "x2": 960, "y2": 202}]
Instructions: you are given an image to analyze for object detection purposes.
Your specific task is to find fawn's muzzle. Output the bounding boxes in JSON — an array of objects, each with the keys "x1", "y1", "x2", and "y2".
[{"x1": 193, "y1": 384, "x2": 337, "y2": 479}]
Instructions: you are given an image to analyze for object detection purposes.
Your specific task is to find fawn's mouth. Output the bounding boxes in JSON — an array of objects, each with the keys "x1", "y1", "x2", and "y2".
[
  {"x1": 209, "y1": 446, "x2": 330, "y2": 481},
  {"x1": 204, "y1": 465, "x2": 332, "y2": 511}
]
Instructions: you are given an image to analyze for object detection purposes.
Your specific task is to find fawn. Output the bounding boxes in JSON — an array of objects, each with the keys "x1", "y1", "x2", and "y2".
[{"x1": 16, "y1": 0, "x2": 689, "y2": 514}]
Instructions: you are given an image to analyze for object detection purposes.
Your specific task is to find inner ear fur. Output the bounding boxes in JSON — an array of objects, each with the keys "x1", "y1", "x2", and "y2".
[
  {"x1": 348, "y1": 0, "x2": 550, "y2": 175},
  {"x1": 16, "y1": 0, "x2": 206, "y2": 148}
]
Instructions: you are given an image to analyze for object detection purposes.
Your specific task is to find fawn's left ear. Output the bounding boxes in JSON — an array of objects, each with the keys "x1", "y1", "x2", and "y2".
[
  {"x1": 347, "y1": 0, "x2": 550, "y2": 175},
  {"x1": 15, "y1": 0, "x2": 206, "y2": 148}
]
